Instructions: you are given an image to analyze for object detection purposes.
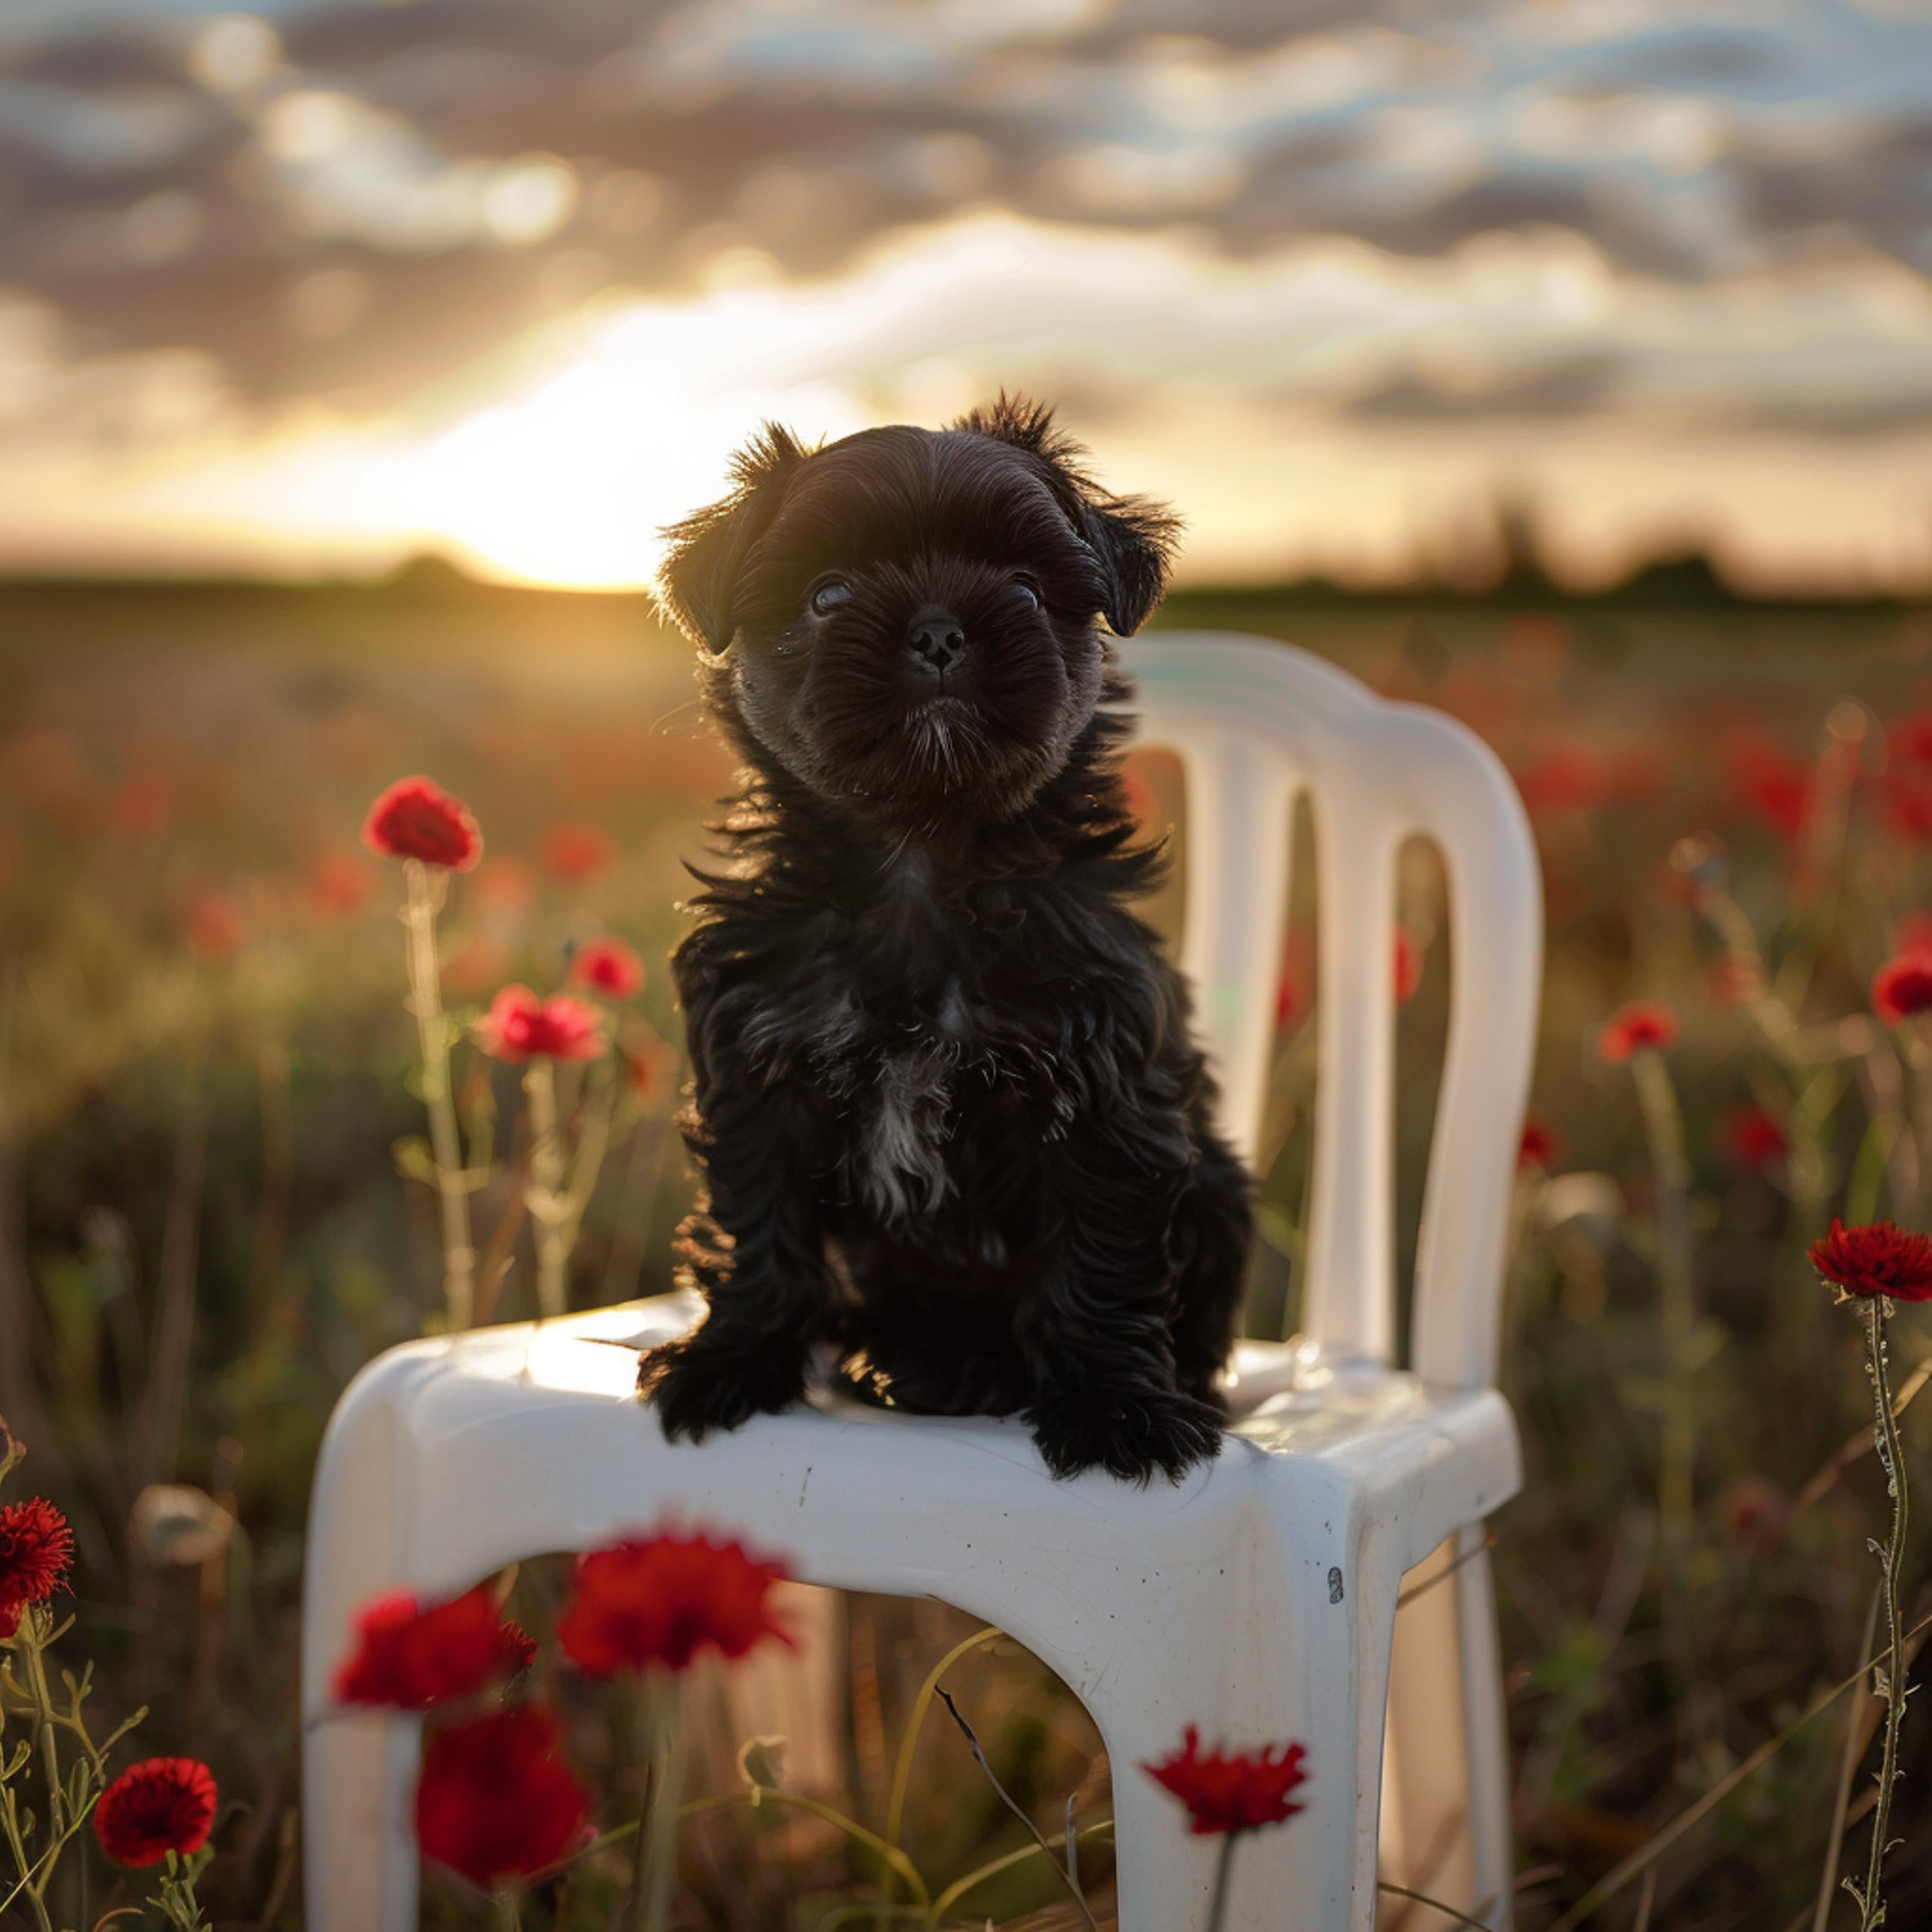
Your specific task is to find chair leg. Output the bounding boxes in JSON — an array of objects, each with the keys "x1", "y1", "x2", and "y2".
[
  {"x1": 1089, "y1": 1535, "x2": 1403, "y2": 1932},
  {"x1": 1381, "y1": 1526, "x2": 1513, "y2": 1930},
  {"x1": 1457, "y1": 1533, "x2": 1515, "y2": 1931},
  {"x1": 300, "y1": 1357, "x2": 426, "y2": 1932}
]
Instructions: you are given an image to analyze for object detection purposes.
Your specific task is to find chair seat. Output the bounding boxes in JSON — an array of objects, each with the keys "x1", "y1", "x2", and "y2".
[{"x1": 348, "y1": 1293, "x2": 1520, "y2": 1611}]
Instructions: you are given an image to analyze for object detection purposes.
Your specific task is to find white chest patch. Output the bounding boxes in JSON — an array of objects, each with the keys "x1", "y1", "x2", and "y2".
[{"x1": 858, "y1": 1042, "x2": 957, "y2": 1223}]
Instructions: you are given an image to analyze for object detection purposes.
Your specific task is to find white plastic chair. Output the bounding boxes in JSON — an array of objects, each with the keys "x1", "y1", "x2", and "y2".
[{"x1": 301, "y1": 632, "x2": 1540, "y2": 1931}]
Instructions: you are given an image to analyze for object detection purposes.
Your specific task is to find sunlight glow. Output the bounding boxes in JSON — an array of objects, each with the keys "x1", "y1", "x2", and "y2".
[{"x1": 5, "y1": 214, "x2": 1932, "y2": 594}]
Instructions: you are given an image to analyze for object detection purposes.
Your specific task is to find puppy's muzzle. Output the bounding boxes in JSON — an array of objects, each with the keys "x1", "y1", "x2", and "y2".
[{"x1": 907, "y1": 607, "x2": 965, "y2": 679}]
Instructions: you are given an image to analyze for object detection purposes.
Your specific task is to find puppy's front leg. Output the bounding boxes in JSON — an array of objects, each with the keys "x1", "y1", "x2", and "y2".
[
  {"x1": 1019, "y1": 1119, "x2": 1225, "y2": 1485},
  {"x1": 639, "y1": 1072, "x2": 827, "y2": 1443}
]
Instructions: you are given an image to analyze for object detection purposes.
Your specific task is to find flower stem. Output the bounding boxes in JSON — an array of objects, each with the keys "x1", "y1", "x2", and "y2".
[
  {"x1": 491, "y1": 1884, "x2": 524, "y2": 1931},
  {"x1": 1631, "y1": 1048, "x2": 1697, "y2": 1540},
  {"x1": 634, "y1": 1677, "x2": 683, "y2": 1932},
  {"x1": 1848, "y1": 1296, "x2": 1910, "y2": 1931},
  {"x1": 523, "y1": 1059, "x2": 568, "y2": 1320},
  {"x1": 20, "y1": 1631, "x2": 64, "y2": 1841},
  {"x1": 1205, "y1": 1834, "x2": 1240, "y2": 1932},
  {"x1": 402, "y1": 859, "x2": 475, "y2": 1331}
]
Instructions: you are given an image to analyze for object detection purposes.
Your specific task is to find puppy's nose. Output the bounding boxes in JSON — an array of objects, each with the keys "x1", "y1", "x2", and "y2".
[{"x1": 906, "y1": 609, "x2": 965, "y2": 674}]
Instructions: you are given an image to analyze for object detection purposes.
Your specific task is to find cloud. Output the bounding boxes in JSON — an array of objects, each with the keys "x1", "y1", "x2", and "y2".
[{"x1": 1, "y1": 0, "x2": 1931, "y2": 584}]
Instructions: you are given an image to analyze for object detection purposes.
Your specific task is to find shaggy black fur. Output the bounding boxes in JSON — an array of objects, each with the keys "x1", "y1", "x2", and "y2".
[{"x1": 637, "y1": 397, "x2": 1253, "y2": 1482}]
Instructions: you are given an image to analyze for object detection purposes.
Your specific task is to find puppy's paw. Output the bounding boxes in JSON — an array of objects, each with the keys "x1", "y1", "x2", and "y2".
[
  {"x1": 639, "y1": 1334, "x2": 804, "y2": 1443},
  {"x1": 1030, "y1": 1388, "x2": 1225, "y2": 1485}
]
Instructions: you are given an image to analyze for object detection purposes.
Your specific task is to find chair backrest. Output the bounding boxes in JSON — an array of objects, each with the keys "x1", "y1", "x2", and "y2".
[{"x1": 1122, "y1": 631, "x2": 1542, "y2": 1392}]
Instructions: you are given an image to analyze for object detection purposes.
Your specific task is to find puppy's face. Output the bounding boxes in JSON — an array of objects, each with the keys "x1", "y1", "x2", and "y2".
[{"x1": 659, "y1": 399, "x2": 1177, "y2": 824}]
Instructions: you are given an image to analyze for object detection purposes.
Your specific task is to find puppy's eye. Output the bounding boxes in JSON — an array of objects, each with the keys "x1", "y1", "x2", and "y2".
[
  {"x1": 809, "y1": 579, "x2": 852, "y2": 616},
  {"x1": 1014, "y1": 578, "x2": 1043, "y2": 612}
]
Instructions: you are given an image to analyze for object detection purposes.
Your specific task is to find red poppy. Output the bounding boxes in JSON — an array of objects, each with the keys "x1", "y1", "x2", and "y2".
[
  {"x1": 1730, "y1": 741, "x2": 1810, "y2": 844},
  {"x1": 556, "y1": 1528, "x2": 793, "y2": 1677},
  {"x1": 1873, "y1": 955, "x2": 1932, "y2": 1025},
  {"x1": 1598, "y1": 1001, "x2": 1678, "y2": 1064},
  {"x1": 1274, "y1": 969, "x2": 1302, "y2": 1032},
  {"x1": 1809, "y1": 1220, "x2": 1932, "y2": 1304},
  {"x1": 1892, "y1": 712, "x2": 1932, "y2": 766},
  {"x1": 1720, "y1": 1104, "x2": 1787, "y2": 1171},
  {"x1": 185, "y1": 891, "x2": 242, "y2": 960},
  {"x1": 571, "y1": 937, "x2": 644, "y2": 999},
  {"x1": 442, "y1": 936, "x2": 510, "y2": 1001},
  {"x1": 1719, "y1": 1475, "x2": 1787, "y2": 1556},
  {"x1": 1517, "y1": 1115, "x2": 1563, "y2": 1171},
  {"x1": 413, "y1": 1705, "x2": 589, "y2": 1889},
  {"x1": 1392, "y1": 929, "x2": 1423, "y2": 1003},
  {"x1": 93, "y1": 1757, "x2": 218, "y2": 1868},
  {"x1": 309, "y1": 852, "x2": 371, "y2": 916},
  {"x1": 1889, "y1": 764, "x2": 1932, "y2": 841},
  {"x1": 333, "y1": 1587, "x2": 535, "y2": 1711},
  {"x1": 109, "y1": 774, "x2": 174, "y2": 836},
  {"x1": 362, "y1": 777, "x2": 482, "y2": 872},
  {"x1": 475, "y1": 985, "x2": 605, "y2": 1063},
  {"x1": 540, "y1": 820, "x2": 616, "y2": 880},
  {"x1": 621, "y1": 1029, "x2": 676, "y2": 1104},
  {"x1": 475, "y1": 857, "x2": 536, "y2": 911},
  {"x1": 0, "y1": 1602, "x2": 18, "y2": 1642},
  {"x1": 1273, "y1": 931, "x2": 1314, "y2": 1034},
  {"x1": 0, "y1": 1497, "x2": 73, "y2": 1615},
  {"x1": 1141, "y1": 1727, "x2": 1311, "y2": 1836},
  {"x1": 1517, "y1": 745, "x2": 1607, "y2": 817}
]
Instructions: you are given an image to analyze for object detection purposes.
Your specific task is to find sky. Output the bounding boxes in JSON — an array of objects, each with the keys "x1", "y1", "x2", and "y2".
[{"x1": 3, "y1": 0, "x2": 1932, "y2": 593}]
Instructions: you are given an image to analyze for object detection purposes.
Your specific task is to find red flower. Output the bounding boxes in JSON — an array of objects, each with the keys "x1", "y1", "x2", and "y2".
[
  {"x1": 0, "y1": 1497, "x2": 73, "y2": 1615},
  {"x1": 1720, "y1": 1104, "x2": 1787, "y2": 1171},
  {"x1": 475, "y1": 985, "x2": 605, "y2": 1063},
  {"x1": 1720, "y1": 1475, "x2": 1787, "y2": 1556},
  {"x1": 571, "y1": 936, "x2": 644, "y2": 999},
  {"x1": 1517, "y1": 1115, "x2": 1563, "y2": 1171},
  {"x1": 621, "y1": 1029, "x2": 676, "y2": 1104},
  {"x1": 185, "y1": 891, "x2": 242, "y2": 960},
  {"x1": 475, "y1": 857, "x2": 536, "y2": 911},
  {"x1": 309, "y1": 852, "x2": 371, "y2": 916},
  {"x1": 540, "y1": 820, "x2": 616, "y2": 880},
  {"x1": 110, "y1": 774, "x2": 174, "y2": 836},
  {"x1": 0, "y1": 1601, "x2": 18, "y2": 1642},
  {"x1": 1895, "y1": 911, "x2": 1932, "y2": 958},
  {"x1": 1392, "y1": 929, "x2": 1422, "y2": 1003},
  {"x1": 414, "y1": 1705, "x2": 589, "y2": 1888},
  {"x1": 93, "y1": 1757, "x2": 218, "y2": 1868},
  {"x1": 1892, "y1": 712, "x2": 1932, "y2": 766},
  {"x1": 557, "y1": 1528, "x2": 793, "y2": 1677},
  {"x1": 1141, "y1": 1727, "x2": 1310, "y2": 1835},
  {"x1": 1730, "y1": 741, "x2": 1810, "y2": 844},
  {"x1": 1884, "y1": 771, "x2": 1932, "y2": 844},
  {"x1": 1598, "y1": 1001, "x2": 1678, "y2": 1064},
  {"x1": 1517, "y1": 745, "x2": 1607, "y2": 817},
  {"x1": 332, "y1": 1587, "x2": 535, "y2": 1711},
  {"x1": 1274, "y1": 931, "x2": 1314, "y2": 1034},
  {"x1": 1873, "y1": 955, "x2": 1932, "y2": 1025},
  {"x1": 1810, "y1": 1220, "x2": 1932, "y2": 1303},
  {"x1": 362, "y1": 777, "x2": 482, "y2": 871}
]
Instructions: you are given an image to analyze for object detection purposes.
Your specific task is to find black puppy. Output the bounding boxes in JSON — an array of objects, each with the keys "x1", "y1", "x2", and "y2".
[{"x1": 638, "y1": 397, "x2": 1251, "y2": 1482}]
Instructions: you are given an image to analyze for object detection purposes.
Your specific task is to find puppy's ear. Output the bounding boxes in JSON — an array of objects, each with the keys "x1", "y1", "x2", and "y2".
[
  {"x1": 1070, "y1": 488, "x2": 1180, "y2": 638},
  {"x1": 954, "y1": 392, "x2": 1179, "y2": 636},
  {"x1": 657, "y1": 424, "x2": 808, "y2": 654}
]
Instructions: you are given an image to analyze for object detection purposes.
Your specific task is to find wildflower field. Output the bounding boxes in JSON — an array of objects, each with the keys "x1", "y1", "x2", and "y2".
[{"x1": 8, "y1": 571, "x2": 1932, "y2": 1929}]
